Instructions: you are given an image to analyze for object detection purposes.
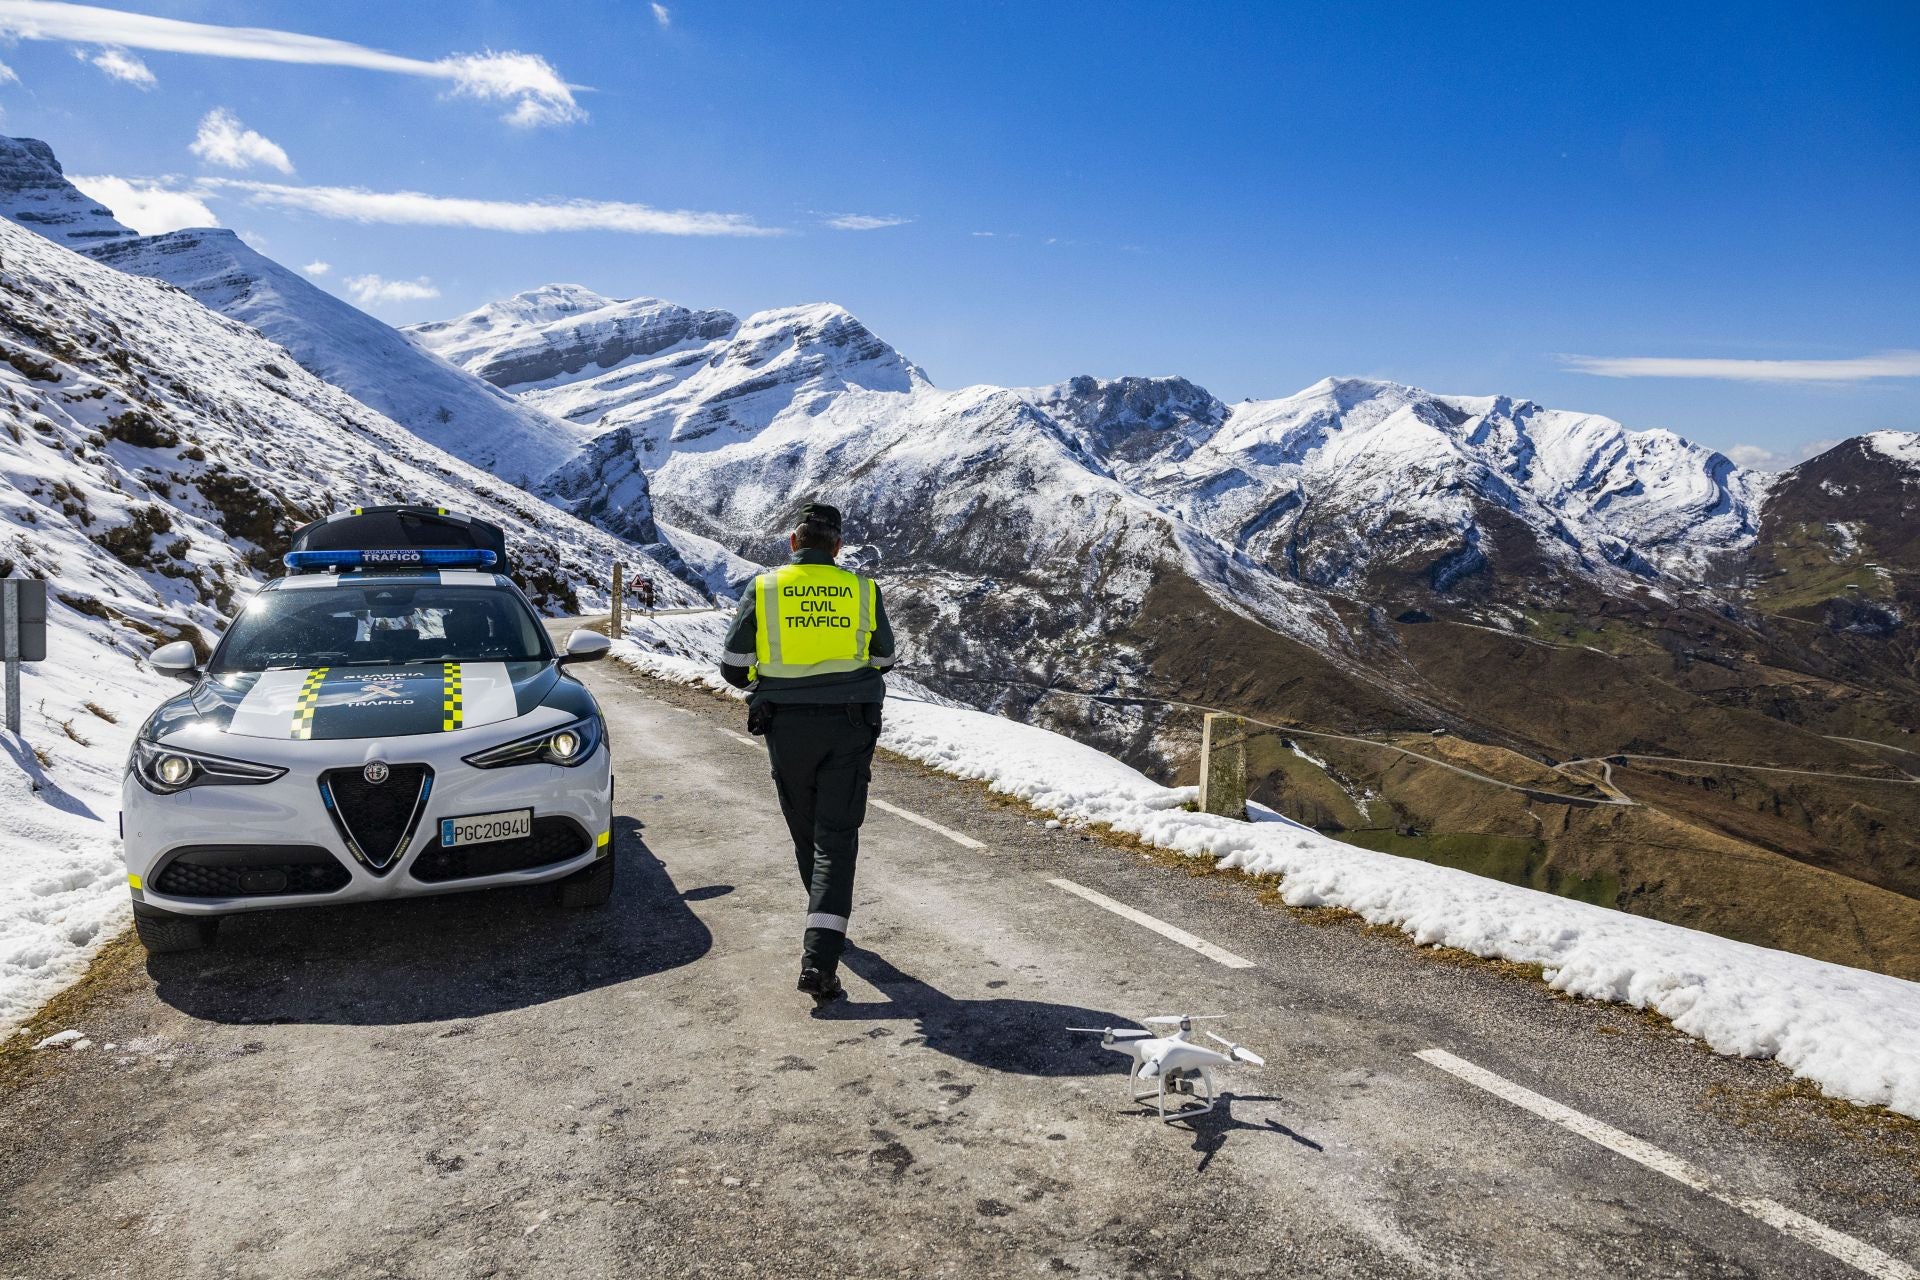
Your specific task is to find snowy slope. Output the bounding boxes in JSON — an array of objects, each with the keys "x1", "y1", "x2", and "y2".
[
  {"x1": 613, "y1": 621, "x2": 1920, "y2": 1121},
  {"x1": 80, "y1": 229, "x2": 586, "y2": 484},
  {"x1": 0, "y1": 218, "x2": 701, "y2": 1034},
  {"x1": 0, "y1": 136, "x2": 136, "y2": 249},
  {"x1": 406, "y1": 285, "x2": 740, "y2": 416}
]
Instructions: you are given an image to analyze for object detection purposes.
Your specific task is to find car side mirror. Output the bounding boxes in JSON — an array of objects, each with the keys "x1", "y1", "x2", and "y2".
[
  {"x1": 151, "y1": 640, "x2": 201, "y2": 679},
  {"x1": 559, "y1": 629, "x2": 611, "y2": 665}
]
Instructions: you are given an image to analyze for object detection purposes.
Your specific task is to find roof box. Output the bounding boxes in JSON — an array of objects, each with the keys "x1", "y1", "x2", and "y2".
[{"x1": 284, "y1": 505, "x2": 511, "y2": 575}]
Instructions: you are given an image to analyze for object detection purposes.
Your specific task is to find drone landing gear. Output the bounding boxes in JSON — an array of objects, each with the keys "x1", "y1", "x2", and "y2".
[{"x1": 1134, "y1": 1068, "x2": 1218, "y2": 1122}]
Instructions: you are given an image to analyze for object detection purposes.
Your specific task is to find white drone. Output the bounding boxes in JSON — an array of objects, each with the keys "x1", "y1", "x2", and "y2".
[{"x1": 1068, "y1": 1014, "x2": 1265, "y2": 1121}]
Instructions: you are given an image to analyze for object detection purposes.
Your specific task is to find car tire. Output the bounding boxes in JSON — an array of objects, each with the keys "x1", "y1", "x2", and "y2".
[
  {"x1": 134, "y1": 909, "x2": 219, "y2": 954},
  {"x1": 555, "y1": 853, "x2": 615, "y2": 908}
]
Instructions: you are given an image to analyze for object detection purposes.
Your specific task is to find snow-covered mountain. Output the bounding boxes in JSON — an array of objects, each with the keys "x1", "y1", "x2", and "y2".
[
  {"x1": 423, "y1": 284, "x2": 1761, "y2": 618},
  {"x1": 1032, "y1": 374, "x2": 1763, "y2": 595},
  {"x1": 0, "y1": 136, "x2": 136, "y2": 248},
  {"x1": 80, "y1": 230, "x2": 585, "y2": 484},
  {"x1": 0, "y1": 216, "x2": 703, "y2": 646}
]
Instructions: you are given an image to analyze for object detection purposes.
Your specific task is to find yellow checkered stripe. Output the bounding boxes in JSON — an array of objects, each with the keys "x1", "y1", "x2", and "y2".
[
  {"x1": 441, "y1": 662, "x2": 464, "y2": 732},
  {"x1": 290, "y1": 667, "x2": 329, "y2": 740}
]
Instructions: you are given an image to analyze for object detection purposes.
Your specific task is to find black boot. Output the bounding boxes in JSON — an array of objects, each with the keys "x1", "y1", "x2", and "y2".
[{"x1": 797, "y1": 964, "x2": 845, "y2": 1004}]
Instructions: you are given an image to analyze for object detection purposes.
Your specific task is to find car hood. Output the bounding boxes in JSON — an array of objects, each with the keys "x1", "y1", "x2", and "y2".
[{"x1": 165, "y1": 661, "x2": 562, "y2": 742}]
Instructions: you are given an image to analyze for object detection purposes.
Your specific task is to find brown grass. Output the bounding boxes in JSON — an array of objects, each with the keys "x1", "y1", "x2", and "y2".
[{"x1": 0, "y1": 930, "x2": 144, "y2": 1091}]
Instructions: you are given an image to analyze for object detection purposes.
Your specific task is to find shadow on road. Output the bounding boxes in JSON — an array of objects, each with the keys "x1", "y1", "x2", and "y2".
[
  {"x1": 146, "y1": 816, "x2": 714, "y2": 1026},
  {"x1": 1164, "y1": 1093, "x2": 1325, "y2": 1173},
  {"x1": 815, "y1": 945, "x2": 1137, "y2": 1077}
]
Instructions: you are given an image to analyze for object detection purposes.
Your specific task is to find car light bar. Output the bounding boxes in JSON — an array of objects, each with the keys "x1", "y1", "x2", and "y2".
[{"x1": 283, "y1": 548, "x2": 498, "y2": 570}]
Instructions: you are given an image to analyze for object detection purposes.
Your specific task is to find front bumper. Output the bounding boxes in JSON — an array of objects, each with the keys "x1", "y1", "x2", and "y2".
[{"x1": 120, "y1": 717, "x2": 612, "y2": 916}]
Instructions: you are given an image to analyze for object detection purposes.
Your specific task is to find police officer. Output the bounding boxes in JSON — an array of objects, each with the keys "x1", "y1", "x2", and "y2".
[{"x1": 719, "y1": 502, "x2": 896, "y2": 1003}]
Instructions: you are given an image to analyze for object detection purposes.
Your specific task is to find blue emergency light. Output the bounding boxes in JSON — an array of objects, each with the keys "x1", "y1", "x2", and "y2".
[{"x1": 283, "y1": 548, "x2": 498, "y2": 570}]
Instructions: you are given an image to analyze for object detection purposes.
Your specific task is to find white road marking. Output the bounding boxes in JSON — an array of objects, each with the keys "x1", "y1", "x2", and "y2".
[
  {"x1": 1047, "y1": 878, "x2": 1255, "y2": 969},
  {"x1": 870, "y1": 798, "x2": 986, "y2": 850},
  {"x1": 1416, "y1": 1048, "x2": 1917, "y2": 1280},
  {"x1": 713, "y1": 727, "x2": 759, "y2": 748}
]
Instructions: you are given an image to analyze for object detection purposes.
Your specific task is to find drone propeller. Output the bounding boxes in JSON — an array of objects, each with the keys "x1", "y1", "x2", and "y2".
[
  {"x1": 1143, "y1": 1014, "x2": 1226, "y2": 1029},
  {"x1": 1205, "y1": 1031, "x2": 1267, "y2": 1066},
  {"x1": 1066, "y1": 1026, "x2": 1152, "y2": 1039}
]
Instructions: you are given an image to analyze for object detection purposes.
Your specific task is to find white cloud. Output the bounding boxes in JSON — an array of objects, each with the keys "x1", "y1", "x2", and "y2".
[
  {"x1": 302, "y1": 260, "x2": 330, "y2": 276},
  {"x1": 1559, "y1": 350, "x2": 1920, "y2": 384},
  {"x1": 206, "y1": 177, "x2": 780, "y2": 237},
  {"x1": 0, "y1": 1, "x2": 585, "y2": 126},
  {"x1": 0, "y1": 57, "x2": 18, "y2": 83},
  {"x1": 651, "y1": 3, "x2": 671, "y2": 28},
  {"x1": 344, "y1": 273, "x2": 440, "y2": 305},
  {"x1": 971, "y1": 230, "x2": 994, "y2": 237},
  {"x1": 78, "y1": 44, "x2": 154, "y2": 87},
  {"x1": 190, "y1": 107, "x2": 293, "y2": 174},
  {"x1": 68, "y1": 173, "x2": 216, "y2": 234},
  {"x1": 823, "y1": 213, "x2": 911, "y2": 231},
  {"x1": 1725, "y1": 440, "x2": 1843, "y2": 472}
]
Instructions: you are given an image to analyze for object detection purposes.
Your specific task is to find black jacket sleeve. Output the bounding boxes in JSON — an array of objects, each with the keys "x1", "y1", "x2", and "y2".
[
  {"x1": 869, "y1": 584, "x2": 897, "y2": 670},
  {"x1": 719, "y1": 592, "x2": 757, "y2": 689}
]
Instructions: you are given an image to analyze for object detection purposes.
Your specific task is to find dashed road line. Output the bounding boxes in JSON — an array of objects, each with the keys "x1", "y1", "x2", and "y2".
[
  {"x1": 870, "y1": 798, "x2": 986, "y2": 850},
  {"x1": 1047, "y1": 877, "x2": 1255, "y2": 969},
  {"x1": 1416, "y1": 1048, "x2": 1917, "y2": 1280},
  {"x1": 712, "y1": 726, "x2": 759, "y2": 748}
]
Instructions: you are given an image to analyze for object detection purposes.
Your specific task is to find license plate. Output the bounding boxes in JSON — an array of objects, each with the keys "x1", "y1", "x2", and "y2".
[{"x1": 440, "y1": 808, "x2": 533, "y2": 847}]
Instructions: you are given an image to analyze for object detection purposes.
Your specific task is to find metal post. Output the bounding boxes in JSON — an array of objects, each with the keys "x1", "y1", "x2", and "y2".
[
  {"x1": 2, "y1": 579, "x2": 19, "y2": 738},
  {"x1": 1198, "y1": 712, "x2": 1247, "y2": 820},
  {"x1": 610, "y1": 562, "x2": 624, "y2": 640}
]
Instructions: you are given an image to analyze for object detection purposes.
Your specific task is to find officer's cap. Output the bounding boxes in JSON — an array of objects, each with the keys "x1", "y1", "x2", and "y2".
[{"x1": 798, "y1": 502, "x2": 843, "y2": 533}]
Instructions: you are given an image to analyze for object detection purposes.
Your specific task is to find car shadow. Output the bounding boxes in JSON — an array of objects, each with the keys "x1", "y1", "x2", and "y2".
[
  {"x1": 146, "y1": 815, "x2": 716, "y2": 1026},
  {"x1": 813, "y1": 945, "x2": 1137, "y2": 1078}
]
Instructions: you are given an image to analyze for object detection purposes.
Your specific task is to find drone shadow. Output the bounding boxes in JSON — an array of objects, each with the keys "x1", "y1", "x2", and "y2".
[
  {"x1": 1161, "y1": 1093, "x2": 1325, "y2": 1173},
  {"x1": 146, "y1": 815, "x2": 717, "y2": 1026},
  {"x1": 814, "y1": 945, "x2": 1137, "y2": 1078}
]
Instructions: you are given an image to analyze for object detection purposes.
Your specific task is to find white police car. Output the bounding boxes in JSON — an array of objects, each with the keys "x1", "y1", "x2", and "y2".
[{"x1": 121, "y1": 506, "x2": 615, "y2": 954}]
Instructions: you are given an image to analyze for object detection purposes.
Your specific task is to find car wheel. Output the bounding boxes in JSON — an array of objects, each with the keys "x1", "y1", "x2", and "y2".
[
  {"x1": 555, "y1": 853, "x2": 615, "y2": 908},
  {"x1": 134, "y1": 908, "x2": 220, "y2": 954}
]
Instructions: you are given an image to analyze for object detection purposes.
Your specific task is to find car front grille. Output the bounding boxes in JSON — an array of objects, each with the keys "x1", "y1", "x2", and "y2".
[
  {"x1": 410, "y1": 816, "x2": 592, "y2": 883},
  {"x1": 154, "y1": 845, "x2": 352, "y2": 898},
  {"x1": 320, "y1": 764, "x2": 432, "y2": 874}
]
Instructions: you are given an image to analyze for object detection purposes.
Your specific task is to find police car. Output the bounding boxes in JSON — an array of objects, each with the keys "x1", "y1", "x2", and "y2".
[{"x1": 121, "y1": 506, "x2": 615, "y2": 954}]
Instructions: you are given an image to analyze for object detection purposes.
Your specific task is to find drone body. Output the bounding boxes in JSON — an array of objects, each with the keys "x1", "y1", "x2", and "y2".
[{"x1": 1068, "y1": 1015, "x2": 1265, "y2": 1121}]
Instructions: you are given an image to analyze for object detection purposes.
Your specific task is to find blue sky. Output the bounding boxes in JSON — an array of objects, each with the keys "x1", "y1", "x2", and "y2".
[{"x1": 0, "y1": 1, "x2": 1914, "y2": 465}]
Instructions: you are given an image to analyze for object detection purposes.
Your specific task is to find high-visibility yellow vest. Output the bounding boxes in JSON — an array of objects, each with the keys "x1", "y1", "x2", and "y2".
[{"x1": 752, "y1": 562, "x2": 877, "y2": 679}]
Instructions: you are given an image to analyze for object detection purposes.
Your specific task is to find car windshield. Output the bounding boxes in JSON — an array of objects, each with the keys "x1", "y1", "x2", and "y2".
[{"x1": 211, "y1": 582, "x2": 550, "y2": 673}]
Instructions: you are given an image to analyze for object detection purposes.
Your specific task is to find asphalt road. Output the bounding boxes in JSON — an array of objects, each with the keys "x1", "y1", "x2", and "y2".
[{"x1": 2, "y1": 643, "x2": 1917, "y2": 1278}]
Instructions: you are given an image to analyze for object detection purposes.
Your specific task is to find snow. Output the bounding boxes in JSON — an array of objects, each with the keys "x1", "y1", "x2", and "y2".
[
  {"x1": 613, "y1": 619, "x2": 1920, "y2": 1120},
  {"x1": 1864, "y1": 430, "x2": 1920, "y2": 467}
]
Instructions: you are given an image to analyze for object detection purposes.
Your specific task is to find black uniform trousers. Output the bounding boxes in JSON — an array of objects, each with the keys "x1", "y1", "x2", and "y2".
[{"x1": 763, "y1": 702, "x2": 880, "y2": 970}]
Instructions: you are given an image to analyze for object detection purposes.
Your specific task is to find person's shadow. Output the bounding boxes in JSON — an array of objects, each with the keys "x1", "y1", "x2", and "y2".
[
  {"x1": 814, "y1": 945, "x2": 1140, "y2": 1077},
  {"x1": 147, "y1": 815, "x2": 718, "y2": 1026}
]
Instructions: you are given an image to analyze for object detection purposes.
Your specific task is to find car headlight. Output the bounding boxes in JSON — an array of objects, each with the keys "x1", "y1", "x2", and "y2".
[
  {"x1": 131, "y1": 739, "x2": 287, "y2": 795},
  {"x1": 463, "y1": 715, "x2": 605, "y2": 770}
]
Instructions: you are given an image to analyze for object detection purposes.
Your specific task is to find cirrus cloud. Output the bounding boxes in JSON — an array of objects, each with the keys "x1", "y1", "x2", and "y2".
[
  {"x1": 822, "y1": 213, "x2": 912, "y2": 231},
  {"x1": 206, "y1": 177, "x2": 780, "y2": 237},
  {"x1": 76, "y1": 43, "x2": 153, "y2": 87},
  {"x1": 344, "y1": 274, "x2": 440, "y2": 305},
  {"x1": 1559, "y1": 350, "x2": 1920, "y2": 384},
  {"x1": 0, "y1": 1, "x2": 584, "y2": 126},
  {"x1": 190, "y1": 108, "x2": 293, "y2": 174}
]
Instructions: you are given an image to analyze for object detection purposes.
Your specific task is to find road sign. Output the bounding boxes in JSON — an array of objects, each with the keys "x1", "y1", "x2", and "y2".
[{"x1": 3, "y1": 578, "x2": 47, "y2": 737}]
